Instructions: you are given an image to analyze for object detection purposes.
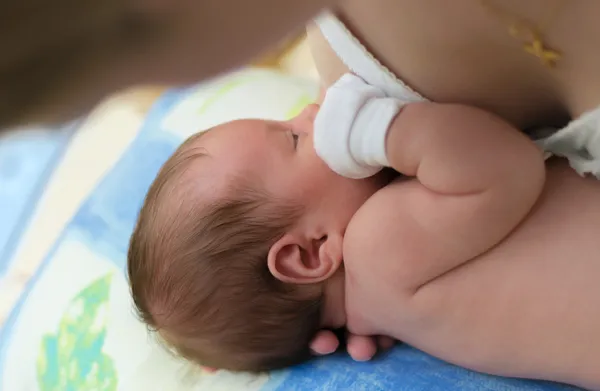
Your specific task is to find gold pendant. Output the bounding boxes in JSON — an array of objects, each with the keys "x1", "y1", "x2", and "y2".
[{"x1": 523, "y1": 37, "x2": 561, "y2": 69}]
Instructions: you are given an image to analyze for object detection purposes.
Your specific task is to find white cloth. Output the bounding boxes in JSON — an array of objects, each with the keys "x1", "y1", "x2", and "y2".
[
  {"x1": 314, "y1": 12, "x2": 426, "y2": 104},
  {"x1": 536, "y1": 107, "x2": 600, "y2": 178}
]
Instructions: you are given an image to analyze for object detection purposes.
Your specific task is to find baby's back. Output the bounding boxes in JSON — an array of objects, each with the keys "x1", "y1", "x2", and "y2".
[{"x1": 344, "y1": 159, "x2": 600, "y2": 389}]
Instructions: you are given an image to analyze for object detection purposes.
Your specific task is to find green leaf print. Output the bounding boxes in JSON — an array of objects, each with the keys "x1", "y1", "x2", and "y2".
[{"x1": 37, "y1": 273, "x2": 118, "y2": 391}]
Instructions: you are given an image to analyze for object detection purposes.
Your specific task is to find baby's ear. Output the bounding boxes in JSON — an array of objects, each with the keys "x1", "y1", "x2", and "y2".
[{"x1": 267, "y1": 233, "x2": 342, "y2": 284}]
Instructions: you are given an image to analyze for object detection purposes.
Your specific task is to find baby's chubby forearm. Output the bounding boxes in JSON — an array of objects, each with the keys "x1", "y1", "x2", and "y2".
[
  {"x1": 385, "y1": 105, "x2": 546, "y2": 285},
  {"x1": 386, "y1": 102, "x2": 545, "y2": 197}
]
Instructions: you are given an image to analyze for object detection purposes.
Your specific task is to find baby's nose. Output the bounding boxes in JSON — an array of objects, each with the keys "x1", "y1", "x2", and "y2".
[
  {"x1": 288, "y1": 103, "x2": 320, "y2": 136},
  {"x1": 297, "y1": 103, "x2": 319, "y2": 126},
  {"x1": 304, "y1": 103, "x2": 320, "y2": 119}
]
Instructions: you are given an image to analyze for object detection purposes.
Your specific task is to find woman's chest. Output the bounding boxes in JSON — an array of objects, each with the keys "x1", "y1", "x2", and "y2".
[{"x1": 309, "y1": 0, "x2": 600, "y2": 129}]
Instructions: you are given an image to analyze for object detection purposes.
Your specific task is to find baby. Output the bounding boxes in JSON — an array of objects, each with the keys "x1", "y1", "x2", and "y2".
[{"x1": 128, "y1": 74, "x2": 600, "y2": 389}]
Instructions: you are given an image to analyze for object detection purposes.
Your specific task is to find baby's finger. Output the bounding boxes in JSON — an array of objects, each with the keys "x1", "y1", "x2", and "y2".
[
  {"x1": 377, "y1": 335, "x2": 396, "y2": 350},
  {"x1": 310, "y1": 329, "x2": 340, "y2": 356},
  {"x1": 346, "y1": 334, "x2": 377, "y2": 362}
]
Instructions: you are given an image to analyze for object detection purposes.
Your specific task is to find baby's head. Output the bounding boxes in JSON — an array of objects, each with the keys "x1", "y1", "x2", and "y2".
[{"x1": 128, "y1": 104, "x2": 384, "y2": 371}]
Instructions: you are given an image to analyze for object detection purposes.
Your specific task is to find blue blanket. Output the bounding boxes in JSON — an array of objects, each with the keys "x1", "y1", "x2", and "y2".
[
  {"x1": 0, "y1": 88, "x2": 581, "y2": 391},
  {"x1": 0, "y1": 124, "x2": 76, "y2": 276}
]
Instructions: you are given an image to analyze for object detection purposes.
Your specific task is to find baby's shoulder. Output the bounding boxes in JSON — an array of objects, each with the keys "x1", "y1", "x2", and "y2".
[{"x1": 343, "y1": 179, "x2": 434, "y2": 286}]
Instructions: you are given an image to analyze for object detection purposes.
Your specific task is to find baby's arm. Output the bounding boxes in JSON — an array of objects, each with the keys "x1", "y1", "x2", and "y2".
[
  {"x1": 378, "y1": 102, "x2": 545, "y2": 289},
  {"x1": 314, "y1": 74, "x2": 545, "y2": 292}
]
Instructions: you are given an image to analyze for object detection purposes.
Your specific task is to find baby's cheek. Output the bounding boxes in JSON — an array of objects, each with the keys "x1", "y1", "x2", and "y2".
[{"x1": 299, "y1": 158, "x2": 336, "y2": 190}]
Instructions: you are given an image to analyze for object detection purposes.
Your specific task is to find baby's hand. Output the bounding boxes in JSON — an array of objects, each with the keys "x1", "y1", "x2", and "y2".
[
  {"x1": 310, "y1": 329, "x2": 396, "y2": 361},
  {"x1": 313, "y1": 74, "x2": 407, "y2": 179}
]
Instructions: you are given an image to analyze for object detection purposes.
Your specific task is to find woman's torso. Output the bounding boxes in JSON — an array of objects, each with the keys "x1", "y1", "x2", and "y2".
[{"x1": 308, "y1": 0, "x2": 600, "y2": 130}]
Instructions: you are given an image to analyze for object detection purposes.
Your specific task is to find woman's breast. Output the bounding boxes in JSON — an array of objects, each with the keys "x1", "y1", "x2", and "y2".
[{"x1": 309, "y1": 0, "x2": 600, "y2": 130}]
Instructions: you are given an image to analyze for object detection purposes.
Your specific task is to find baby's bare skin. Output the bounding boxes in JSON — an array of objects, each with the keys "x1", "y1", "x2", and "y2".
[
  {"x1": 307, "y1": 1, "x2": 600, "y2": 367},
  {"x1": 343, "y1": 160, "x2": 600, "y2": 389},
  {"x1": 329, "y1": 100, "x2": 600, "y2": 391},
  {"x1": 331, "y1": 101, "x2": 600, "y2": 391}
]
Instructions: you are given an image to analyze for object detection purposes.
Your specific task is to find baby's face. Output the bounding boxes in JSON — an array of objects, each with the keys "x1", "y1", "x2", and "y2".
[{"x1": 194, "y1": 104, "x2": 384, "y2": 232}]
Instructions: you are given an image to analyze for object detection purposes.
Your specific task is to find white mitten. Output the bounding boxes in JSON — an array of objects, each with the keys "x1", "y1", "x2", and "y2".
[{"x1": 313, "y1": 73, "x2": 405, "y2": 179}]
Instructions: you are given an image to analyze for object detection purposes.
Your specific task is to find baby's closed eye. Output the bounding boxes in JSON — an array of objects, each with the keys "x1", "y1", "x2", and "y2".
[{"x1": 290, "y1": 131, "x2": 300, "y2": 149}]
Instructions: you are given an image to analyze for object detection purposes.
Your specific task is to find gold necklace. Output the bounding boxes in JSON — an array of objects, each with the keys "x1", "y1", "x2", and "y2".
[{"x1": 479, "y1": 0, "x2": 565, "y2": 69}]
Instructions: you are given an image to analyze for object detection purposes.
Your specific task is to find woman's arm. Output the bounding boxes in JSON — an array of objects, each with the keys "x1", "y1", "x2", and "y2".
[
  {"x1": 158, "y1": 0, "x2": 339, "y2": 80},
  {"x1": 1, "y1": 0, "x2": 337, "y2": 129}
]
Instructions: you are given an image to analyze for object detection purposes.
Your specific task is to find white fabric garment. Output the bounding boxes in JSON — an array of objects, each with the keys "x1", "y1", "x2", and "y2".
[
  {"x1": 536, "y1": 108, "x2": 600, "y2": 178},
  {"x1": 314, "y1": 12, "x2": 425, "y2": 103}
]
